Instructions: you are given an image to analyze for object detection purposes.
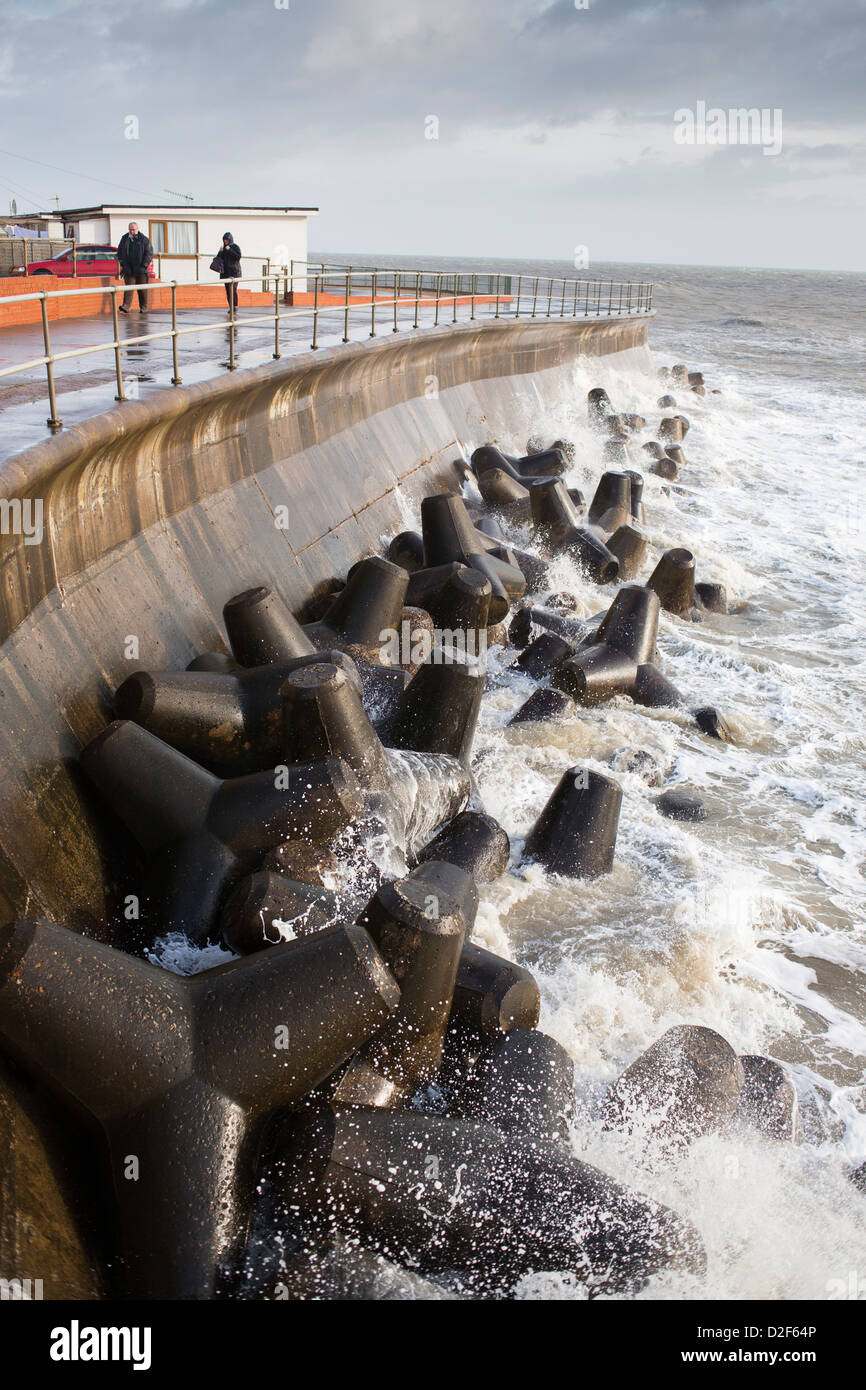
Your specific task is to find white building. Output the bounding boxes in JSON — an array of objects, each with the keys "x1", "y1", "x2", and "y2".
[{"x1": 45, "y1": 204, "x2": 318, "y2": 286}]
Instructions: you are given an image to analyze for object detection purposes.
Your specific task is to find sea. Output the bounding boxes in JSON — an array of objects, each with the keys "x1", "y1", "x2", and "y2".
[{"x1": 178, "y1": 252, "x2": 866, "y2": 1299}]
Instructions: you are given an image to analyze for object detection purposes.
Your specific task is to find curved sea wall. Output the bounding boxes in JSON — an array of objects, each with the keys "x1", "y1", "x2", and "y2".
[{"x1": 0, "y1": 315, "x2": 650, "y2": 932}]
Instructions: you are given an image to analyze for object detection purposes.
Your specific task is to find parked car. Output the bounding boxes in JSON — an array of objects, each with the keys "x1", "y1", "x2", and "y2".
[{"x1": 10, "y1": 245, "x2": 157, "y2": 278}]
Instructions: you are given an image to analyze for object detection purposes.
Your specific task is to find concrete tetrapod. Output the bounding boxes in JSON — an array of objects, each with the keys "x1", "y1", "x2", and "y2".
[
  {"x1": 114, "y1": 648, "x2": 364, "y2": 776},
  {"x1": 528, "y1": 479, "x2": 620, "y2": 584},
  {"x1": 652, "y1": 455, "x2": 678, "y2": 481},
  {"x1": 470, "y1": 517, "x2": 554, "y2": 593},
  {"x1": 378, "y1": 653, "x2": 487, "y2": 766},
  {"x1": 224, "y1": 579, "x2": 408, "y2": 711},
  {"x1": 587, "y1": 387, "x2": 613, "y2": 425},
  {"x1": 605, "y1": 1025, "x2": 745, "y2": 1147},
  {"x1": 695, "y1": 581, "x2": 728, "y2": 615},
  {"x1": 187, "y1": 652, "x2": 241, "y2": 674},
  {"x1": 421, "y1": 494, "x2": 526, "y2": 622},
  {"x1": 501, "y1": 447, "x2": 568, "y2": 477},
  {"x1": 273, "y1": 1106, "x2": 705, "y2": 1295},
  {"x1": 587, "y1": 471, "x2": 633, "y2": 533},
  {"x1": 602, "y1": 438, "x2": 629, "y2": 466},
  {"x1": 471, "y1": 444, "x2": 566, "y2": 483},
  {"x1": 456, "y1": 1027, "x2": 575, "y2": 1147},
  {"x1": 445, "y1": 943, "x2": 541, "y2": 1046},
  {"x1": 223, "y1": 586, "x2": 315, "y2": 667},
  {"x1": 279, "y1": 659, "x2": 473, "y2": 846},
  {"x1": 508, "y1": 687, "x2": 573, "y2": 726},
  {"x1": 220, "y1": 871, "x2": 342, "y2": 954},
  {"x1": 647, "y1": 547, "x2": 700, "y2": 618},
  {"x1": 731, "y1": 1055, "x2": 801, "y2": 1143},
  {"x1": 303, "y1": 556, "x2": 409, "y2": 666},
  {"x1": 605, "y1": 524, "x2": 648, "y2": 581},
  {"x1": 550, "y1": 584, "x2": 673, "y2": 708},
  {"x1": 387, "y1": 530, "x2": 425, "y2": 573},
  {"x1": 0, "y1": 918, "x2": 400, "y2": 1299},
  {"x1": 404, "y1": 562, "x2": 492, "y2": 636},
  {"x1": 511, "y1": 631, "x2": 577, "y2": 679},
  {"x1": 333, "y1": 861, "x2": 478, "y2": 1107},
  {"x1": 415, "y1": 810, "x2": 511, "y2": 882},
  {"x1": 523, "y1": 766, "x2": 622, "y2": 878},
  {"x1": 659, "y1": 416, "x2": 687, "y2": 444},
  {"x1": 476, "y1": 466, "x2": 532, "y2": 511},
  {"x1": 509, "y1": 602, "x2": 588, "y2": 649},
  {"x1": 79, "y1": 720, "x2": 364, "y2": 944},
  {"x1": 625, "y1": 469, "x2": 646, "y2": 524}
]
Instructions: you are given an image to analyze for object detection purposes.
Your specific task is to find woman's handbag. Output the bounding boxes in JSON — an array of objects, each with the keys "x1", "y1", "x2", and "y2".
[{"x1": 209, "y1": 254, "x2": 225, "y2": 274}]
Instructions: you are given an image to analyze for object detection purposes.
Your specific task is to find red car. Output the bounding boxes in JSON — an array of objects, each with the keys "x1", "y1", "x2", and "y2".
[{"x1": 12, "y1": 245, "x2": 156, "y2": 278}]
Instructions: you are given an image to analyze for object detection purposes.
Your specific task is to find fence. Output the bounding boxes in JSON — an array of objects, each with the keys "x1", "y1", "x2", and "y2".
[
  {"x1": 0, "y1": 237, "x2": 74, "y2": 276},
  {"x1": 0, "y1": 262, "x2": 654, "y2": 434}
]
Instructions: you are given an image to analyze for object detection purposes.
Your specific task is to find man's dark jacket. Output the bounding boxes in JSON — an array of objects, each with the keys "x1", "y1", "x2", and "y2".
[{"x1": 117, "y1": 232, "x2": 153, "y2": 275}]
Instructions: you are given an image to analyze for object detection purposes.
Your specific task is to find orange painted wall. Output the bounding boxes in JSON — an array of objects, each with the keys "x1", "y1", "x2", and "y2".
[
  {"x1": 0, "y1": 276, "x2": 275, "y2": 328},
  {"x1": 0, "y1": 277, "x2": 512, "y2": 330}
]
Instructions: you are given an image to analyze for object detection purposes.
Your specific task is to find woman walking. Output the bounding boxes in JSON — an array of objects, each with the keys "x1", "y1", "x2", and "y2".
[{"x1": 215, "y1": 232, "x2": 242, "y2": 310}]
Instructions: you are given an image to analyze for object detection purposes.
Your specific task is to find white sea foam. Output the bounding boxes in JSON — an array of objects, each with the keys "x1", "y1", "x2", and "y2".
[{"x1": 439, "y1": 329, "x2": 866, "y2": 1297}]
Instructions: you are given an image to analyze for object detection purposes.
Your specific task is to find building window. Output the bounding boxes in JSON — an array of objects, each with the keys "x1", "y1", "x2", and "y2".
[{"x1": 149, "y1": 220, "x2": 198, "y2": 257}]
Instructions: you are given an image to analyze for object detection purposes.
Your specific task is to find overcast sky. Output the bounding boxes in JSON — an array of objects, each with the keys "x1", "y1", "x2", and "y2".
[{"x1": 1, "y1": 0, "x2": 863, "y2": 270}]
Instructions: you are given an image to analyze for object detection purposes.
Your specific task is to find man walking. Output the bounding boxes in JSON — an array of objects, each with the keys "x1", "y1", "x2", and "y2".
[{"x1": 117, "y1": 221, "x2": 153, "y2": 313}]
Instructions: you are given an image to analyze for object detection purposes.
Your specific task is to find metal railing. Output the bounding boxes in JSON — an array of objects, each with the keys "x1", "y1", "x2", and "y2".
[{"x1": 0, "y1": 264, "x2": 653, "y2": 434}]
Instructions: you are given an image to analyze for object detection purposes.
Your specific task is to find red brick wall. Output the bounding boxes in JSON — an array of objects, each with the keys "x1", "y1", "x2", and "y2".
[
  {"x1": 0, "y1": 276, "x2": 511, "y2": 329},
  {"x1": 0, "y1": 276, "x2": 275, "y2": 328}
]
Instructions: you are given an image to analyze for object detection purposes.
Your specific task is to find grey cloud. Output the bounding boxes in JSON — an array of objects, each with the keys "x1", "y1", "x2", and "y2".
[{"x1": 0, "y1": 0, "x2": 862, "y2": 267}]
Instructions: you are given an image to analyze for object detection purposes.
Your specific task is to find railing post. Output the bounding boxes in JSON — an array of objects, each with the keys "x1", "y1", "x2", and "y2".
[
  {"x1": 471, "y1": 273, "x2": 477, "y2": 321},
  {"x1": 228, "y1": 279, "x2": 237, "y2": 370},
  {"x1": 494, "y1": 272, "x2": 501, "y2": 319},
  {"x1": 72, "y1": 244, "x2": 77, "y2": 278},
  {"x1": 272, "y1": 276, "x2": 281, "y2": 361},
  {"x1": 110, "y1": 289, "x2": 126, "y2": 402},
  {"x1": 414, "y1": 271, "x2": 421, "y2": 329},
  {"x1": 452, "y1": 275, "x2": 458, "y2": 324},
  {"x1": 607, "y1": 281, "x2": 613, "y2": 316},
  {"x1": 393, "y1": 270, "x2": 399, "y2": 333},
  {"x1": 617, "y1": 282, "x2": 623, "y2": 316},
  {"x1": 40, "y1": 294, "x2": 62, "y2": 432},
  {"x1": 531, "y1": 275, "x2": 539, "y2": 318},
  {"x1": 171, "y1": 282, "x2": 182, "y2": 383},
  {"x1": 343, "y1": 266, "x2": 352, "y2": 342},
  {"x1": 572, "y1": 278, "x2": 579, "y2": 317},
  {"x1": 434, "y1": 272, "x2": 442, "y2": 327},
  {"x1": 370, "y1": 270, "x2": 378, "y2": 337},
  {"x1": 545, "y1": 278, "x2": 553, "y2": 317},
  {"x1": 311, "y1": 273, "x2": 320, "y2": 349},
  {"x1": 515, "y1": 273, "x2": 522, "y2": 318},
  {"x1": 559, "y1": 278, "x2": 567, "y2": 317}
]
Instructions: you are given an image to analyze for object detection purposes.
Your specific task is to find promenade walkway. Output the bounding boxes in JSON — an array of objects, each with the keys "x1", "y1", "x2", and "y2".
[{"x1": 0, "y1": 297, "x2": 495, "y2": 461}]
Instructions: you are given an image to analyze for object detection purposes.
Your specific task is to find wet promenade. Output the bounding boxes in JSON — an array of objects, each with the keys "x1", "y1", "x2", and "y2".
[{"x1": 0, "y1": 297, "x2": 501, "y2": 460}]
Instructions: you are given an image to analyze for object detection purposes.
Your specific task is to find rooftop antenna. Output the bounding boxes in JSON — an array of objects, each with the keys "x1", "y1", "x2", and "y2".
[{"x1": 164, "y1": 188, "x2": 195, "y2": 204}]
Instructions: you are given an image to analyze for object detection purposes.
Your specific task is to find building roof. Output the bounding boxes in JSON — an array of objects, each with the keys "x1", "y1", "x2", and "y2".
[{"x1": 53, "y1": 204, "x2": 319, "y2": 217}]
